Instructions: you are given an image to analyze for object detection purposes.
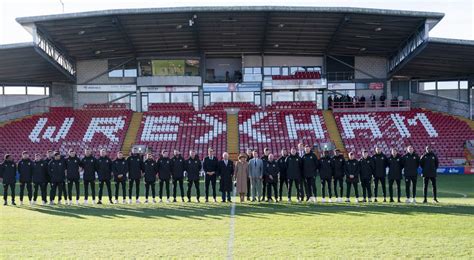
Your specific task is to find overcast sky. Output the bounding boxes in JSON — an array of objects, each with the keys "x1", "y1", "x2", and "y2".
[{"x1": 0, "y1": 0, "x2": 472, "y2": 44}]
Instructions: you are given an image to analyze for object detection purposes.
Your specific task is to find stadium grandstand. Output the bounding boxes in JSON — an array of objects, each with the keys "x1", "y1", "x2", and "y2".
[{"x1": 0, "y1": 5, "x2": 473, "y2": 173}]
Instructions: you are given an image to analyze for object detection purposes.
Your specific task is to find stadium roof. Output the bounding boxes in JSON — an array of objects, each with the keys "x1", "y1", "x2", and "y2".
[
  {"x1": 16, "y1": 6, "x2": 445, "y2": 60},
  {"x1": 0, "y1": 42, "x2": 74, "y2": 83},
  {"x1": 391, "y1": 38, "x2": 474, "y2": 79}
]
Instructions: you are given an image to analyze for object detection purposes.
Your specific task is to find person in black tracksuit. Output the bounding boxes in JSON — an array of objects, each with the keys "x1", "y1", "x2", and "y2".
[
  {"x1": 81, "y1": 148, "x2": 97, "y2": 204},
  {"x1": 185, "y1": 150, "x2": 202, "y2": 202},
  {"x1": 319, "y1": 150, "x2": 333, "y2": 202},
  {"x1": 48, "y1": 152, "x2": 66, "y2": 204},
  {"x1": 297, "y1": 143, "x2": 306, "y2": 201},
  {"x1": 277, "y1": 148, "x2": 288, "y2": 201},
  {"x1": 1, "y1": 154, "x2": 17, "y2": 205},
  {"x1": 32, "y1": 154, "x2": 48, "y2": 204},
  {"x1": 286, "y1": 148, "x2": 303, "y2": 202},
  {"x1": 65, "y1": 150, "x2": 81, "y2": 204},
  {"x1": 157, "y1": 150, "x2": 173, "y2": 202},
  {"x1": 203, "y1": 148, "x2": 218, "y2": 202},
  {"x1": 142, "y1": 153, "x2": 158, "y2": 203},
  {"x1": 387, "y1": 148, "x2": 403, "y2": 203},
  {"x1": 18, "y1": 151, "x2": 34, "y2": 205},
  {"x1": 402, "y1": 145, "x2": 420, "y2": 203},
  {"x1": 127, "y1": 149, "x2": 143, "y2": 203},
  {"x1": 96, "y1": 149, "x2": 113, "y2": 204},
  {"x1": 372, "y1": 147, "x2": 388, "y2": 202},
  {"x1": 420, "y1": 146, "x2": 439, "y2": 203},
  {"x1": 261, "y1": 148, "x2": 270, "y2": 202},
  {"x1": 112, "y1": 151, "x2": 128, "y2": 203},
  {"x1": 43, "y1": 150, "x2": 54, "y2": 199},
  {"x1": 344, "y1": 152, "x2": 360, "y2": 202},
  {"x1": 245, "y1": 148, "x2": 253, "y2": 201},
  {"x1": 171, "y1": 150, "x2": 186, "y2": 202},
  {"x1": 332, "y1": 149, "x2": 345, "y2": 202},
  {"x1": 264, "y1": 154, "x2": 279, "y2": 202},
  {"x1": 301, "y1": 146, "x2": 318, "y2": 202},
  {"x1": 359, "y1": 150, "x2": 374, "y2": 202}
]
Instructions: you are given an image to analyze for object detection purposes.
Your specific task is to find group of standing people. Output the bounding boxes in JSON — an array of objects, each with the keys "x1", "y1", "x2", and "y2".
[{"x1": 1, "y1": 144, "x2": 439, "y2": 206}]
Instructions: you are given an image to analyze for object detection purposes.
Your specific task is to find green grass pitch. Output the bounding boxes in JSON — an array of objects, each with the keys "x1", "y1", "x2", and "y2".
[{"x1": 1, "y1": 175, "x2": 473, "y2": 258}]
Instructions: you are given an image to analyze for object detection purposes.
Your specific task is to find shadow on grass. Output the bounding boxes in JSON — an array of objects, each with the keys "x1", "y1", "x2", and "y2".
[{"x1": 13, "y1": 200, "x2": 474, "y2": 220}]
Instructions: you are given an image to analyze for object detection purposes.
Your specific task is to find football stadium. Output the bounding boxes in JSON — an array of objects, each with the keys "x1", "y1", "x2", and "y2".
[{"x1": 0, "y1": 4, "x2": 473, "y2": 259}]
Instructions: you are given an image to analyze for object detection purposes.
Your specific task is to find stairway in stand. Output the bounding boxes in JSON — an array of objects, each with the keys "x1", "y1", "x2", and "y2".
[
  {"x1": 322, "y1": 110, "x2": 347, "y2": 158},
  {"x1": 121, "y1": 112, "x2": 143, "y2": 155}
]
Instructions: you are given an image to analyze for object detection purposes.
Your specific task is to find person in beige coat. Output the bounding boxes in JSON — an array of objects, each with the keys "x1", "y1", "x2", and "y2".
[{"x1": 234, "y1": 154, "x2": 249, "y2": 203}]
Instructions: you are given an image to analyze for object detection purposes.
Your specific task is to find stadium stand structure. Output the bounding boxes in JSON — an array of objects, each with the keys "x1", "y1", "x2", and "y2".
[
  {"x1": 333, "y1": 108, "x2": 474, "y2": 166},
  {"x1": 148, "y1": 103, "x2": 195, "y2": 112},
  {"x1": 0, "y1": 107, "x2": 132, "y2": 161},
  {"x1": 135, "y1": 111, "x2": 227, "y2": 159},
  {"x1": 238, "y1": 108, "x2": 330, "y2": 155}
]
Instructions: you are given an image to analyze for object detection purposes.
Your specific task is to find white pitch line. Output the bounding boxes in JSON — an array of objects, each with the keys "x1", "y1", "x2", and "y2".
[{"x1": 227, "y1": 186, "x2": 237, "y2": 260}]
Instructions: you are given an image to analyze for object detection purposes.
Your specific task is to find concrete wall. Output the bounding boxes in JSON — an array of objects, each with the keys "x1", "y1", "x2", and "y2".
[
  {"x1": 0, "y1": 95, "x2": 47, "y2": 108},
  {"x1": 411, "y1": 92, "x2": 470, "y2": 118},
  {"x1": 76, "y1": 59, "x2": 136, "y2": 85},
  {"x1": 0, "y1": 97, "x2": 51, "y2": 122},
  {"x1": 354, "y1": 56, "x2": 387, "y2": 79},
  {"x1": 243, "y1": 55, "x2": 323, "y2": 67},
  {"x1": 50, "y1": 82, "x2": 75, "y2": 108},
  {"x1": 76, "y1": 93, "x2": 109, "y2": 107}
]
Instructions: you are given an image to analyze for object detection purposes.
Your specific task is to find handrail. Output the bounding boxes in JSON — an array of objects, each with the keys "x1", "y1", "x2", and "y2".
[{"x1": 330, "y1": 100, "x2": 411, "y2": 111}]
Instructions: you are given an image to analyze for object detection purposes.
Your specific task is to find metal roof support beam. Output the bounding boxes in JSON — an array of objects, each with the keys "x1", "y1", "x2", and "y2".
[
  {"x1": 388, "y1": 22, "x2": 429, "y2": 73},
  {"x1": 260, "y1": 12, "x2": 270, "y2": 53},
  {"x1": 327, "y1": 54, "x2": 379, "y2": 79},
  {"x1": 112, "y1": 16, "x2": 137, "y2": 55},
  {"x1": 32, "y1": 26, "x2": 76, "y2": 81},
  {"x1": 191, "y1": 14, "x2": 201, "y2": 53},
  {"x1": 325, "y1": 15, "x2": 350, "y2": 54}
]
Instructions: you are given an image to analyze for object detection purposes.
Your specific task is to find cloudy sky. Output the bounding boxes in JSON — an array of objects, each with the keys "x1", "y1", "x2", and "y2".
[{"x1": 0, "y1": 0, "x2": 472, "y2": 44}]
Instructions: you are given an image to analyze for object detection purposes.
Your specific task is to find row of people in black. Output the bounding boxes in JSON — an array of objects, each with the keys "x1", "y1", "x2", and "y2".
[
  {"x1": 244, "y1": 144, "x2": 438, "y2": 203},
  {"x1": 0, "y1": 143, "x2": 439, "y2": 206}
]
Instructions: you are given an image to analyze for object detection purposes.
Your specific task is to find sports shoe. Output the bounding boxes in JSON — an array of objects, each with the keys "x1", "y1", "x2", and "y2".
[
  {"x1": 76, "y1": 200, "x2": 80, "y2": 205},
  {"x1": 328, "y1": 198, "x2": 332, "y2": 203},
  {"x1": 355, "y1": 198, "x2": 359, "y2": 203},
  {"x1": 92, "y1": 200, "x2": 96, "y2": 204},
  {"x1": 84, "y1": 200, "x2": 88, "y2": 205},
  {"x1": 412, "y1": 198, "x2": 417, "y2": 204},
  {"x1": 345, "y1": 198, "x2": 350, "y2": 203},
  {"x1": 213, "y1": 198, "x2": 217, "y2": 203},
  {"x1": 114, "y1": 200, "x2": 118, "y2": 204},
  {"x1": 405, "y1": 198, "x2": 411, "y2": 203},
  {"x1": 166, "y1": 199, "x2": 170, "y2": 203},
  {"x1": 153, "y1": 199, "x2": 157, "y2": 204},
  {"x1": 321, "y1": 198, "x2": 326, "y2": 203},
  {"x1": 144, "y1": 199, "x2": 149, "y2": 204},
  {"x1": 97, "y1": 201, "x2": 103, "y2": 205},
  {"x1": 20, "y1": 201, "x2": 24, "y2": 206},
  {"x1": 122, "y1": 199, "x2": 127, "y2": 204},
  {"x1": 136, "y1": 199, "x2": 141, "y2": 204}
]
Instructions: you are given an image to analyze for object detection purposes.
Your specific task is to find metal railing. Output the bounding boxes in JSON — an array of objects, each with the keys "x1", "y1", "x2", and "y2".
[{"x1": 330, "y1": 100, "x2": 411, "y2": 112}]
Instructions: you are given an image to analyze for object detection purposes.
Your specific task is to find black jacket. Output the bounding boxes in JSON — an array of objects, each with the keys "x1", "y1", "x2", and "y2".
[
  {"x1": 185, "y1": 156, "x2": 202, "y2": 181},
  {"x1": 81, "y1": 156, "x2": 97, "y2": 181},
  {"x1": 217, "y1": 160, "x2": 234, "y2": 192},
  {"x1": 32, "y1": 160, "x2": 48, "y2": 183},
  {"x1": 359, "y1": 157, "x2": 374, "y2": 180},
  {"x1": 65, "y1": 156, "x2": 81, "y2": 181},
  {"x1": 402, "y1": 152, "x2": 420, "y2": 177},
  {"x1": 372, "y1": 153, "x2": 388, "y2": 178},
  {"x1": 277, "y1": 156, "x2": 288, "y2": 179},
  {"x1": 171, "y1": 155, "x2": 186, "y2": 179},
  {"x1": 203, "y1": 156, "x2": 218, "y2": 173},
  {"x1": 345, "y1": 159, "x2": 360, "y2": 183},
  {"x1": 332, "y1": 155, "x2": 345, "y2": 178},
  {"x1": 285, "y1": 155, "x2": 302, "y2": 180},
  {"x1": 302, "y1": 152, "x2": 319, "y2": 178},
  {"x1": 1, "y1": 160, "x2": 17, "y2": 184},
  {"x1": 142, "y1": 159, "x2": 158, "y2": 182},
  {"x1": 420, "y1": 152, "x2": 439, "y2": 178},
  {"x1": 319, "y1": 156, "x2": 333, "y2": 180},
  {"x1": 48, "y1": 159, "x2": 66, "y2": 183},
  {"x1": 18, "y1": 159, "x2": 33, "y2": 182},
  {"x1": 96, "y1": 156, "x2": 113, "y2": 181},
  {"x1": 127, "y1": 154, "x2": 143, "y2": 180},
  {"x1": 264, "y1": 160, "x2": 279, "y2": 184},
  {"x1": 388, "y1": 155, "x2": 403, "y2": 180},
  {"x1": 157, "y1": 157, "x2": 173, "y2": 180},
  {"x1": 112, "y1": 158, "x2": 128, "y2": 182}
]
